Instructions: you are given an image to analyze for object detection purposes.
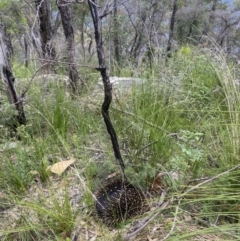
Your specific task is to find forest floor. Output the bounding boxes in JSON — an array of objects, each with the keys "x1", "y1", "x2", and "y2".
[{"x1": 1, "y1": 63, "x2": 240, "y2": 240}]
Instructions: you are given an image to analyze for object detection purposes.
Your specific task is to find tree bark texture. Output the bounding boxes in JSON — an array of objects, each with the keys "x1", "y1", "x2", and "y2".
[
  {"x1": 113, "y1": 0, "x2": 120, "y2": 66},
  {"x1": 35, "y1": 0, "x2": 56, "y2": 73},
  {"x1": 0, "y1": 24, "x2": 26, "y2": 125},
  {"x1": 56, "y1": 0, "x2": 81, "y2": 92},
  {"x1": 87, "y1": 0, "x2": 125, "y2": 173},
  {"x1": 23, "y1": 35, "x2": 29, "y2": 68},
  {"x1": 166, "y1": 0, "x2": 178, "y2": 59}
]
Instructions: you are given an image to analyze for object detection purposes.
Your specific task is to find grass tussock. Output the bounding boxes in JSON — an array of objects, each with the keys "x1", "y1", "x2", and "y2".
[{"x1": 0, "y1": 46, "x2": 240, "y2": 240}]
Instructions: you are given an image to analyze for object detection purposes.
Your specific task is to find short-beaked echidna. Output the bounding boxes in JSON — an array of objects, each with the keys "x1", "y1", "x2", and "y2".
[{"x1": 95, "y1": 177, "x2": 145, "y2": 226}]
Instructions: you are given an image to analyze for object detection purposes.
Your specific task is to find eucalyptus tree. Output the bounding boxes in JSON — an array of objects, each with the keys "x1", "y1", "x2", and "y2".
[
  {"x1": 166, "y1": 0, "x2": 179, "y2": 59},
  {"x1": 35, "y1": 0, "x2": 56, "y2": 73},
  {"x1": 103, "y1": 0, "x2": 169, "y2": 68},
  {"x1": 174, "y1": 0, "x2": 239, "y2": 54},
  {"x1": 56, "y1": 0, "x2": 82, "y2": 92},
  {"x1": 0, "y1": 24, "x2": 26, "y2": 126}
]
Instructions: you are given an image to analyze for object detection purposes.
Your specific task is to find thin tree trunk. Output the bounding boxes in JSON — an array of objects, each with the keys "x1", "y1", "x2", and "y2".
[
  {"x1": 35, "y1": 0, "x2": 56, "y2": 73},
  {"x1": 23, "y1": 35, "x2": 28, "y2": 68},
  {"x1": 113, "y1": 0, "x2": 120, "y2": 68},
  {"x1": 0, "y1": 24, "x2": 26, "y2": 126},
  {"x1": 166, "y1": 0, "x2": 178, "y2": 59},
  {"x1": 56, "y1": 0, "x2": 81, "y2": 92},
  {"x1": 87, "y1": 0, "x2": 125, "y2": 174}
]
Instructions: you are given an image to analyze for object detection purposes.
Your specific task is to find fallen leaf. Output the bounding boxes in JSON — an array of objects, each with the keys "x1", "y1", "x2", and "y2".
[
  {"x1": 106, "y1": 172, "x2": 118, "y2": 180},
  {"x1": 183, "y1": 214, "x2": 192, "y2": 222},
  {"x1": 47, "y1": 158, "x2": 76, "y2": 175}
]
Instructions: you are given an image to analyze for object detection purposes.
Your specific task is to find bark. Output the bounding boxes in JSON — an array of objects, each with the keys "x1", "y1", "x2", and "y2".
[
  {"x1": 35, "y1": 0, "x2": 56, "y2": 73},
  {"x1": 56, "y1": 0, "x2": 81, "y2": 92},
  {"x1": 0, "y1": 24, "x2": 26, "y2": 126},
  {"x1": 113, "y1": 0, "x2": 120, "y2": 67},
  {"x1": 23, "y1": 7, "x2": 44, "y2": 59},
  {"x1": 23, "y1": 35, "x2": 28, "y2": 68},
  {"x1": 87, "y1": 0, "x2": 125, "y2": 174},
  {"x1": 166, "y1": 0, "x2": 178, "y2": 59}
]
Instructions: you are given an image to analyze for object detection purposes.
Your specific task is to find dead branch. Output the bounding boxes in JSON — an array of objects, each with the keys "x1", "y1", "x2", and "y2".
[{"x1": 87, "y1": 0, "x2": 125, "y2": 173}]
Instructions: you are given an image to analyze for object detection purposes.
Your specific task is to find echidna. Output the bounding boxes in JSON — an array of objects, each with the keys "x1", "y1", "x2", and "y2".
[{"x1": 95, "y1": 177, "x2": 145, "y2": 226}]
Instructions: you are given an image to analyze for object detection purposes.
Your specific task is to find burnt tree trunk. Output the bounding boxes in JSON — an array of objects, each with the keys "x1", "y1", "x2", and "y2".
[
  {"x1": 56, "y1": 0, "x2": 81, "y2": 92},
  {"x1": 87, "y1": 0, "x2": 125, "y2": 174},
  {"x1": 166, "y1": 0, "x2": 178, "y2": 59},
  {"x1": 0, "y1": 24, "x2": 26, "y2": 126},
  {"x1": 35, "y1": 0, "x2": 56, "y2": 73}
]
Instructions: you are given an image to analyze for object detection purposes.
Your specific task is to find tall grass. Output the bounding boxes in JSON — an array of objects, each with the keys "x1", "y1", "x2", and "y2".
[
  {"x1": 110, "y1": 46, "x2": 240, "y2": 239},
  {"x1": 0, "y1": 46, "x2": 240, "y2": 240}
]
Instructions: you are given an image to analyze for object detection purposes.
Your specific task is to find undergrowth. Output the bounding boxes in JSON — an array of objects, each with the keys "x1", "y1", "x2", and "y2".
[{"x1": 0, "y1": 46, "x2": 240, "y2": 240}]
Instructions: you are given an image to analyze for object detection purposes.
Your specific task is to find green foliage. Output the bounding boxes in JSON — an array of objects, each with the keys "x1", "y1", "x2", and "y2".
[
  {"x1": 52, "y1": 91, "x2": 70, "y2": 138},
  {"x1": 168, "y1": 130, "x2": 207, "y2": 177},
  {"x1": 177, "y1": 46, "x2": 192, "y2": 58},
  {"x1": 0, "y1": 0, "x2": 27, "y2": 36},
  {"x1": 1, "y1": 47, "x2": 240, "y2": 239},
  {"x1": 12, "y1": 63, "x2": 34, "y2": 79},
  {"x1": 34, "y1": 195, "x2": 76, "y2": 237},
  {"x1": 2, "y1": 193, "x2": 77, "y2": 240},
  {"x1": 0, "y1": 149, "x2": 34, "y2": 194},
  {"x1": 0, "y1": 102, "x2": 19, "y2": 127}
]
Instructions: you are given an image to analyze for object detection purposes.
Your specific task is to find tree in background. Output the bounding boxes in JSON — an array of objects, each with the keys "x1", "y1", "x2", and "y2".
[
  {"x1": 0, "y1": 0, "x2": 239, "y2": 84},
  {"x1": 0, "y1": 24, "x2": 26, "y2": 126},
  {"x1": 35, "y1": 0, "x2": 56, "y2": 73},
  {"x1": 166, "y1": 0, "x2": 178, "y2": 59},
  {"x1": 56, "y1": 0, "x2": 82, "y2": 92}
]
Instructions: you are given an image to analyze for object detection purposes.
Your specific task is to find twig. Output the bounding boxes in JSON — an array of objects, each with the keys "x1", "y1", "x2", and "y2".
[
  {"x1": 21, "y1": 63, "x2": 48, "y2": 98},
  {"x1": 56, "y1": 0, "x2": 85, "y2": 6},
  {"x1": 100, "y1": 0, "x2": 129, "y2": 19},
  {"x1": 123, "y1": 191, "x2": 172, "y2": 241},
  {"x1": 113, "y1": 107, "x2": 170, "y2": 134},
  {"x1": 135, "y1": 140, "x2": 161, "y2": 155},
  {"x1": 180, "y1": 163, "x2": 240, "y2": 198},
  {"x1": 183, "y1": 176, "x2": 211, "y2": 193}
]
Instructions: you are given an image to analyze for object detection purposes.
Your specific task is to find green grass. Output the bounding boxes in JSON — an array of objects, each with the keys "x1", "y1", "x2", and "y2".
[{"x1": 0, "y1": 46, "x2": 240, "y2": 240}]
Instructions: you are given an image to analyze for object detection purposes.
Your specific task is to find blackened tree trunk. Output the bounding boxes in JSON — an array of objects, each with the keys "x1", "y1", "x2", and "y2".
[
  {"x1": 87, "y1": 0, "x2": 125, "y2": 174},
  {"x1": 35, "y1": 0, "x2": 56, "y2": 73},
  {"x1": 166, "y1": 0, "x2": 178, "y2": 59},
  {"x1": 0, "y1": 24, "x2": 26, "y2": 126},
  {"x1": 56, "y1": 0, "x2": 81, "y2": 92}
]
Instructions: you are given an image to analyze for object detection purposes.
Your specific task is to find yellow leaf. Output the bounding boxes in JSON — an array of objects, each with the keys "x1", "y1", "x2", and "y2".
[{"x1": 47, "y1": 159, "x2": 76, "y2": 175}]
